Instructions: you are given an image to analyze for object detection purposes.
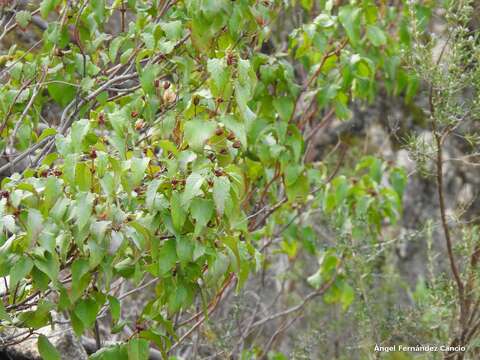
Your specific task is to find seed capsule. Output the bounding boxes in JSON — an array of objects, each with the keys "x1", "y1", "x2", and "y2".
[
  {"x1": 226, "y1": 52, "x2": 236, "y2": 66},
  {"x1": 98, "y1": 112, "x2": 105, "y2": 126},
  {"x1": 135, "y1": 119, "x2": 145, "y2": 130},
  {"x1": 163, "y1": 89, "x2": 176, "y2": 104}
]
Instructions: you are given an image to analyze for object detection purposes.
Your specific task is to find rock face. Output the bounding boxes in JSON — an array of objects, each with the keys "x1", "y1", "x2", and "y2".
[{"x1": 1, "y1": 326, "x2": 88, "y2": 360}]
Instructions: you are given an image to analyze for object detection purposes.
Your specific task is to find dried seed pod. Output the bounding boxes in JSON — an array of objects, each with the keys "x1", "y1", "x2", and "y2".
[
  {"x1": 163, "y1": 89, "x2": 176, "y2": 104},
  {"x1": 232, "y1": 140, "x2": 241, "y2": 149},
  {"x1": 135, "y1": 119, "x2": 145, "y2": 131},
  {"x1": 131, "y1": 111, "x2": 139, "y2": 118},
  {"x1": 226, "y1": 52, "x2": 236, "y2": 66},
  {"x1": 98, "y1": 112, "x2": 105, "y2": 126},
  {"x1": 227, "y1": 131, "x2": 235, "y2": 141},
  {"x1": 256, "y1": 17, "x2": 266, "y2": 26},
  {"x1": 219, "y1": 148, "x2": 228, "y2": 155},
  {"x1": 207, "y1": 153, "x2": 216, "y2": 161},
  {"x1": 215, "y1": 127, "x2": 224, "y2": 136}
]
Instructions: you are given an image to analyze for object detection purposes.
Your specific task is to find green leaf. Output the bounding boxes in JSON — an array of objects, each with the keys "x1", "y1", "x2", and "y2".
[
  {"x1": 207, "y1": 58, "x2": 229, "y2": 95},
  {"x1": 71, "y1": 259, "x2": 91, "y2": 301},
  {"x1": 222, "y1": 115, "x2": 247, "y2": 147},
  {"x1": 34, "y1": 251, "x2": 59, "y2": 283},
  {"x1": 108, "y1": 296, "x2": 121, "y2": 322},
  {"x1": 213, "y1": 176, "x2": 230, "y2": 216},
  {"x1": 10, "y1": 256, "x2": 34, "y2": 289},
  {"x1": 145, "y1": 179, "x2": 162, "y2": 211},
  {"x1": 18, "y1": 300, "x2": 53, "y2": 328},
  {"x1": 206, "y1": 253, "x2": 230, "y2": 286},
  {"x1": 171, "y1": 191, "x2": 186, "y2": 232},
  {"x1": 75, "y1": 162, "x2": 92, "y2": 192},
  {"x1": 47, "y1": 81, "x2": 76, "y2": 107},
  {"x1": 273, "y1": 96, "x2": 294, "y2": 122},
  {"x1": 366, "y1": 25, "x2": 387, "y2": 46},
  {"x1": 307, "y1": 269, "x2": 323, "y2": 290},
  {"x1": 27, "y1": 209, "x2": 44, "y2": 245},
  {"x1": 184, "y1": 118, "x2": 216, "y2": 152},
  {"x1": 44, "y1": 176, "x2": 61, "y2": 210},
  {"x1": 350, "y1": 54, "x2": 373, "y2": 80},
  {"x1": 140, "y1": 64, "x2": 160, "y2": 95},
  {"x1": 38, "y1": 334, "x2": 61, "y2": 360},
  {"x1": 74, "y1": 297, "x2": 100, "y2": 329},
  {"x1": 40, "y1": 0, "x2": 61, "y2": 19},
  {"x1": 71, "y1": 119, "x2": 90, "y2": 153},
  {"x1": 73, "y1": 192, "x2": 94, "y2": 230},
  {"x1": 176, "y1": 236, "x2": 194, "y2": 263},
  {"x1": 340, "y1": 281, "x2": 355, "y2": 310},
  {"x1": 191, "y1": 15, "x2": 215, "y2": 51},
  {"x1": 127, "y1": 338, "x2": 150, "y2": 360},
  {"x1": 338, "y1": 6, "x2": 362, "y2": 46},
  {"x1": 91, "y1": 0, "x2": 106, "y2": 23},
  {"x1": 0, "y1": 301, "x2": 11, "y2": 321},
  {"x1": 190, "y1": 198, "x2": 214, "y2": 235},
  {"x1": 90, "y1": 344, "x2": 128, "y2": 360},
  {"x1": 182, "y1": 172, "x2": 204, "y2": 208},
  {"x1": 161, "y1": 21, "x2": 183, "y2": 41},
  {"x1": 158, "y1": 239, "x2": 177, "y2": 277},
  {"x1": 130, "y1": 157, "x2": 149, "y2": 188},
  {"x1": 390, "y1": 168, "x2": 407, "y2": 198},
  {"x1": 333, "y1": 175, "x2": 348, "y2": 206},
  {"x1": 128, "y1": 221, "x2": 151, "y2": 250},
  {"x1": 222, "y1": 235, "x2": 240, "y2": 269}
]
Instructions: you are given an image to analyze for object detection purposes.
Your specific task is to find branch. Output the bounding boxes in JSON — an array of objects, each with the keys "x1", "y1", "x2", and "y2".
[
  {"x1": 249, "y1": 275, "x2": 336, "y2": 329},
  {"x1": 434, "y1": 131, "x2": 465, "y2": 321}
]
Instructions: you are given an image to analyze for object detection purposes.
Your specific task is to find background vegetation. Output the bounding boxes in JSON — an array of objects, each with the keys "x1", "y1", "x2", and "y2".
[{"x1": 0, "y1": 0, "x2": 479, "y2": 359}]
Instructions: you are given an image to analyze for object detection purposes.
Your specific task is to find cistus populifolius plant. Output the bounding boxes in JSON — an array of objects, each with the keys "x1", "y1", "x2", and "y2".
[{"x1": 0, "y1": 0, "x2": 419, "y2": 358}]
